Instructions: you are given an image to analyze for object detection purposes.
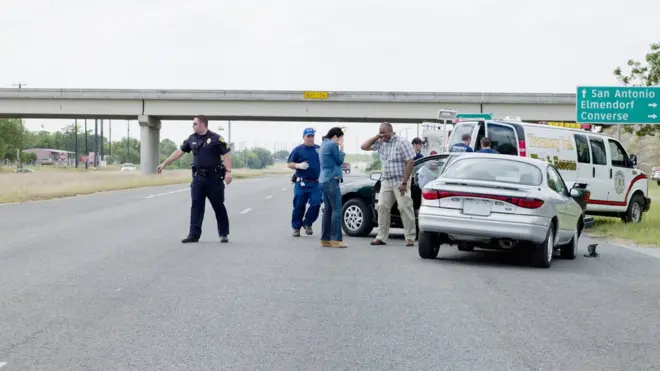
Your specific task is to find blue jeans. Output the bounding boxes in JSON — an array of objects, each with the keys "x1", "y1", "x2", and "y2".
[
  {"x1": 321, "y1": 178, "x2": 342, "y2": 241},
  {"x1": 291, "y1": 181, "x2": 322, "y2": 229}
]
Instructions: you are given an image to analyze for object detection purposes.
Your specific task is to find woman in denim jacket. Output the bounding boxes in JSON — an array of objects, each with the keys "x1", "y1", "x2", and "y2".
[{"x1": 319, "y1": 127, "x2": 346, "y2": 248}]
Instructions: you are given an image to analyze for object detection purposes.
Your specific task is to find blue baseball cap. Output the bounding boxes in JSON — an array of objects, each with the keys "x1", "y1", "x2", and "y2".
[{"x1": 303, "y1": 128, "x2": 315, "y2": 137}]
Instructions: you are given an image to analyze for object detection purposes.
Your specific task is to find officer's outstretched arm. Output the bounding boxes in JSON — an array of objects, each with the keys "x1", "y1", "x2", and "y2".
[{"x1": 161, "y1": 149, "x2": 185, "y2": 167}]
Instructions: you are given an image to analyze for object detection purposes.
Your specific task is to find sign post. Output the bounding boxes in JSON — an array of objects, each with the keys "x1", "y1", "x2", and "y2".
[{"x1": 576, "y1": 86, "x2": 659, "y2": 124}]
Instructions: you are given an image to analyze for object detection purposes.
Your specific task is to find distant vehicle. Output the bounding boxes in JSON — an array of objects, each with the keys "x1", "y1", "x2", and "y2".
[
  {"x1": 447, "y1": 117, "x2": 650, "y2": 223},
  {"x1": 342, "y1": 162, "x2": 351, "y2": 174},
  {"x1": 652, "y1": 166, "x2": 660, "y2": 186},
  {"x1": 339, "y1": 154, "x2": 459, "y2": 238},
  {"x1": 417, "y1": 153, "x2": 589, "y2": 268},
  {"x1": 120, "y1": 163, "x2": 137, "y2": 172}
]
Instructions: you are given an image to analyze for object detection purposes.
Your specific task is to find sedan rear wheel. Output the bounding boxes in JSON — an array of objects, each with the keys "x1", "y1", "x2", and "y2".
[{"x1": 532, "y1": 227, "x2": 554, "y2": 268}]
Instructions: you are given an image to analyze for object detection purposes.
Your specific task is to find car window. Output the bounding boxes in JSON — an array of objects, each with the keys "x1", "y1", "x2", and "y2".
[
  {"x1": 574, "y1": 134, "x2": 591, "y2": 164},
  {"x1": 486, "y1": 123, "x2": 518, "y2": 155},
  {"x1": 442, "y1": 158, "x2": 543, "y2": 186},
  {"x1": 608, "y1": 139, "x2": 630, "y2": 168},
  {"x1": 413, "y1": 156, "x2": 448, "y2": 187},
  {"x1": 588, "y1": 137, "x2": 607, "y2": 165},
  {"x1": 447, "y1": 123, "x2": 475, "y2": 149},
  {"x1": 547, "y1": 166, "x2": 569, "y2": 197}
]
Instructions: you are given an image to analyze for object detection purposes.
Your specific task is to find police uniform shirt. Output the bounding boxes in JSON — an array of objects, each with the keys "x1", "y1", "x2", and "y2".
[
  {"x1": 449, "y1": 143, "x2": 474, "y2": 153},
  {"x1": 288, "y1": 144, "x2": 321, "y2": 180},
  {"x1": 180, "y1": 131, "x2": 230, "y2": 168}
]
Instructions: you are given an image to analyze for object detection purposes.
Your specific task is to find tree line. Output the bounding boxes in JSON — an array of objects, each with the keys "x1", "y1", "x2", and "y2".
[{"x1": 0, "y1": 121, "x2": 292, "y2": 169}]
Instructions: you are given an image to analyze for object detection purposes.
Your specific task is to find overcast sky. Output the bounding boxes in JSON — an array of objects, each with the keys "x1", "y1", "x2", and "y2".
[{"x1": 2, "y1": 0, "x2": 658, "y2": 153}]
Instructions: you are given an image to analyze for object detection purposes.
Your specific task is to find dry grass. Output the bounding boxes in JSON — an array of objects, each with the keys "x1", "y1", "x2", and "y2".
[{"x1": 0, "y1": 166, "x2": 290, "y2": 203}]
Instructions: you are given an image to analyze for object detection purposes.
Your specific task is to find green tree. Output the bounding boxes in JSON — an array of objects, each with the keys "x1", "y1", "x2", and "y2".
[
  {"x1": 613, "y1": 42, "x2": 660, "y2": 136},
  {"x1": 0, "y1": 118, "x2": 27, "y2": 162}
]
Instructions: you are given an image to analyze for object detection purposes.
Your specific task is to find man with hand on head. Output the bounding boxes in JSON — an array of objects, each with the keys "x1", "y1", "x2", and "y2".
[
  {"x1": 361, "y1": 122, "x2": 417, "y2": 247},
  {"x1": 287, "y1": 128, "x2": 322, "y2": 237}
]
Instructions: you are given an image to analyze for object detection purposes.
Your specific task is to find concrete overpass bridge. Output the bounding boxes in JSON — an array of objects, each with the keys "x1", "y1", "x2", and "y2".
[{"x1": 0, "y1": 88, "x2": 577, "y2": 174}]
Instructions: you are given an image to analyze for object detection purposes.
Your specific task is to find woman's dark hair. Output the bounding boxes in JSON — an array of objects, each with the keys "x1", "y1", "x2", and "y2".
[{"x1": 325, "y1": 127, "x2": 344, "y2": 139}]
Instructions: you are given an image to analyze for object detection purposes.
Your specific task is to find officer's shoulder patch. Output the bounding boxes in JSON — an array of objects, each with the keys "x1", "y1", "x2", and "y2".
[{"x1": 218, "y1": 135, "x2": 225, "y2": 143}]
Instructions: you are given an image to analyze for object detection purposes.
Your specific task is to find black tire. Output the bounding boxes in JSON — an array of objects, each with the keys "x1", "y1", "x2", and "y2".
[
  {"x1": 419, "y1": 231, "x2": 441, "y2": 259},
  {"x1": 559, "y1": 223, "x2": 579, "y2": 260},
  {"x1": 621, "y1": 194, "x2": 644, "y2": 224},
  {"x1": 341, "y1": 197, "x2": 374, "y2": 237},
  {"x1": 531, "y1": 227, "x2": 554, "y2": 268}
]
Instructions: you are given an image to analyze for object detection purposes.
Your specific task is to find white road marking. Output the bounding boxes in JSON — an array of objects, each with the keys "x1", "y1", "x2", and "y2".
[
  {"x1": 0, "y1": 362, "x2": 7, "y2": 368},
  {"x1": 281, "y1": 188, "x2": 287, "y2": 191},
  {"x1": 240, "y1": 208, "x2": 252, "y2": 214},
  {"x1": 265, "y1": 195, "x2": 273, "y2": 199},
  {"x1": 144, "y1": 188, "x2": 188, "y2": 199}
]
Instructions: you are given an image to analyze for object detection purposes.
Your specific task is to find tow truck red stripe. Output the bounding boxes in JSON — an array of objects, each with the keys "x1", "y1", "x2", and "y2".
[{"x1": 586, "y1": 174, "x2": 648, "y2": 206}]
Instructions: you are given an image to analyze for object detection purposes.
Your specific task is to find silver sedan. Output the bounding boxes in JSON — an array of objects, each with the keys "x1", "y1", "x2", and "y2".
[{"x1": 417, "y1": 153, "x2": 588, "y2": 268}]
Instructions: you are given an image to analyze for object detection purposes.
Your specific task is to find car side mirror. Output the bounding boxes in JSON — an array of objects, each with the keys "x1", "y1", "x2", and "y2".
[
  {"x1": 569, "y1": 188, "x2": 581, "y2": 198},
  {"x1": 370, "y1": 172, "x2": 382, "y2": 181},
  {"x1": 629, "y1": 154, "x2": 637, "y2": 166}
]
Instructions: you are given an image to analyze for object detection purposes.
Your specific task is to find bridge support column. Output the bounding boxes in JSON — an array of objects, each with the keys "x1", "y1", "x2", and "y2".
[{"x1": 138, "y1": 115, "x2": 161, "y2": 175}]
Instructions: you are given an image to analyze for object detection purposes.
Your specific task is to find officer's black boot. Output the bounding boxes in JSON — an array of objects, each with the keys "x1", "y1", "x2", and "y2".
[
  {"x1": 181, "y1": 236, "x2": 200, "y2": 243},
  {"x1": 220, "y1": 235, "x2": 229, "y2": 243}
]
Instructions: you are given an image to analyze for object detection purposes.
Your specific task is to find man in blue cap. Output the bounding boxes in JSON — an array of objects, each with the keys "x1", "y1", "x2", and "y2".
[{"x1": 287, "y1": 127, "x2": 322, "y2": 237}]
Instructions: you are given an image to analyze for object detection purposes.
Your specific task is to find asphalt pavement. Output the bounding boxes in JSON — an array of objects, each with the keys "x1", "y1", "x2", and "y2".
[{"x1": 1, "y1": 174, "x2": 660, "y2": 370}]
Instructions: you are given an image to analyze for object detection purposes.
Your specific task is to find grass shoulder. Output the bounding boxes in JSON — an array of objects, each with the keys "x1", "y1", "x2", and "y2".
[
  {"x1": 589, "y1": 208, "x2": 660, "y2": 247},
  {"x1": 0, "y1": 166, "x2": 289, "y2": 204}
]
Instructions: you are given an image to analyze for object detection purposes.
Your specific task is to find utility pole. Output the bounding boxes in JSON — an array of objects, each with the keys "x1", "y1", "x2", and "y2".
[
  {"x1": 100, "y1": 119, "x2": 104, "y2": 162},
  {"x1": 108, "y1": 119, "x2": 112, "y2": 158},
  {"x1": 228, "y1": 120, "x2": 232, "y2": 144},
  {"x1": 84, "y1": 119, "x2": 88, "y2": 169},
  {"x1": 94, "y1": 119, "x2": 98, "y2": 167},
  {"x1": 12, "y1": 82, "x2": 27, "y2": 89},
  {"x1": 126, "y1": 119, "x2": 130, "y2": 161},
  {"x1": 74, "y1": 119, "x2": 79, "y2": 168}
]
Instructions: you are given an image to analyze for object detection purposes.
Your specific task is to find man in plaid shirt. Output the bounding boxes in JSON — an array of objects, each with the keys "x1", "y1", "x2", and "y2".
[{"x1": 361, "y1": 122, "x2": 416, "y2": 246}]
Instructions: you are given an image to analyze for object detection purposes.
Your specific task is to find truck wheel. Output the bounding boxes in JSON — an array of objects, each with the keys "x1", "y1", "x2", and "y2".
[
  {"x1": 341, "y1": 198, "x2": 373, "y2": 237},
  {"x1": 621, "y1": 194, "x2": 644, "y2": 224},
  {"x1": 418, "y1": 231, "x2": 441, "y2": 259}
]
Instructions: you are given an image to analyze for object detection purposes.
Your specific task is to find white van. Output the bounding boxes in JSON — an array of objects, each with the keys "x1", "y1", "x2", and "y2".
[{"x1": 447, "y1": 119, "x2": 651, "y2": 223}]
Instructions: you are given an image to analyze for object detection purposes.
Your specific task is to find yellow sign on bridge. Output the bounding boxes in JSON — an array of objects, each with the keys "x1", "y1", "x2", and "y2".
[{"x1": 303, "y1": 91, "x2": 329, "y2": 100}]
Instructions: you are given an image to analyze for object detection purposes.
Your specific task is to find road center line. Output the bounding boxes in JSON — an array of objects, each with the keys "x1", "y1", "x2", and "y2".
[
  {"x1": 144, "y1": 188, "x2": 189, "y2": 199},
  {"x1": 240, "y1": 208, "x2": 252, "y2": 214},
  {"x1": 281, "y1": 188, "x2": 287, "y2": 191},
  {"x1": 265, "y1": 195, "x2": 273, "y2": 199},
  {"x1": 0, "y1": 362, "x2": 7, "y2": 368}
]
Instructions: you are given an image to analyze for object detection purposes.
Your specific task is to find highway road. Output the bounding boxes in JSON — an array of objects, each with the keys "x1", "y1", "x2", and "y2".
[{"x1": 1, "y1": 174, "x2": 660, "y2": 370}]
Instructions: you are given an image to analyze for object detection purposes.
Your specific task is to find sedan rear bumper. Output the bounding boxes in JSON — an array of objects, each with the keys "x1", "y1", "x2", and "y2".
[{"x1": 418, "y1": 206, "x2": 552, "y2": 244}]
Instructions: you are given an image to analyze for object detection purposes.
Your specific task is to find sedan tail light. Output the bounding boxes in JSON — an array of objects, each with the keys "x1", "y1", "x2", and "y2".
[{"x1": 424, "y1": 190, "x2": 545, "y2": 209}]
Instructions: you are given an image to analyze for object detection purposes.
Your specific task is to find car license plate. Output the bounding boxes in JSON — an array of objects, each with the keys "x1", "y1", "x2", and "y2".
[{"x1": 463, "y1": 199, "x2": 492, "y2": 216}]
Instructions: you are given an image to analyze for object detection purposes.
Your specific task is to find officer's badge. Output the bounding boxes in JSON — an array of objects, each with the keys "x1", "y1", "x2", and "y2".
[{"x1": 206, "y1": 138, "x2": 211, "y2": 144}]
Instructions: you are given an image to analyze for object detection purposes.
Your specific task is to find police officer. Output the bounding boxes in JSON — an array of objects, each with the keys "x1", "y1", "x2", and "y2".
[
  {"x1": 287, "y1": 127, "x2": 322, "y2": 237},
  {"x1": 157, "y1": 115, "x2": 232, "y2": 243}
]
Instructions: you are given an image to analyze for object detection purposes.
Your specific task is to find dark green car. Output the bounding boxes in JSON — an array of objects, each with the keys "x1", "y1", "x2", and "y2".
[{"x1": 339, "y1": 154, "x2": 458, "y2": 237}]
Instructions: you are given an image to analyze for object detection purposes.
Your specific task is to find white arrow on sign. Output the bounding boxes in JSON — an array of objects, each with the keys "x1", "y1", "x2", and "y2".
[
  {"x1": 649, "y1": 114, "x2": 658, "y2": 119},
  {"x1": 581, "y1": 89, "x2": 587, "y2": 99},
  {"x1": 649, "y1": 103, "x2": 658, "y2": 108}
]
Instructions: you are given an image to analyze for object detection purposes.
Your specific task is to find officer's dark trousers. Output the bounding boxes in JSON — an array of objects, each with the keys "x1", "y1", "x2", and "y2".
[{"x1": 190, "y1": 174, "x2": 229, "y2": 238}]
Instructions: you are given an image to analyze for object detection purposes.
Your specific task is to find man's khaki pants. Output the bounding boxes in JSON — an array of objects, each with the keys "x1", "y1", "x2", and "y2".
[{"x1": 375, "y1": 182, "x2": 416, "y2": 243}]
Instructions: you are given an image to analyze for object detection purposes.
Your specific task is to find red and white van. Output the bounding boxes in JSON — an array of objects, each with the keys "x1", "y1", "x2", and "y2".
[{"x1": 447, "y1": 118, "x2": 651, "y2": 223}]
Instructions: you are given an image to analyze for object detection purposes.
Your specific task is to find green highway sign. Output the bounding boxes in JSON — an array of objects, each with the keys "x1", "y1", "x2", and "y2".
[{"x1": 576, "y1": 86, "x2": 659, "y2": 124}]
